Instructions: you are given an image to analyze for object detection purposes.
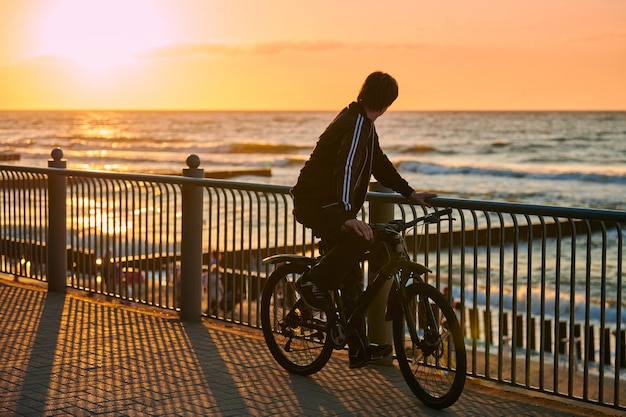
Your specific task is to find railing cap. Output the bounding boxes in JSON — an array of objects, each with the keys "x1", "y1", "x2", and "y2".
[
  {"x1": 48, "y1": 147, "x2": 66, "y2": 168},
  {"x1": 186, "y1": 154, "x2": 201, "y2": 169},
  {"x1": 51, "y1": 147, "x2": 64, "y2": 161}
]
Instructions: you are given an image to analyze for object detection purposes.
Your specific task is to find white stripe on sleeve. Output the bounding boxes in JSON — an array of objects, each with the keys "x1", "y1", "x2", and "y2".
[{"x1": 342, "y1": 114, "x2": 363, "y2": 211}]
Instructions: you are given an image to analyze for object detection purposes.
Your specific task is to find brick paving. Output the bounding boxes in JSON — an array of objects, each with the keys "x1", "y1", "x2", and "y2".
[{"x1": 0, "y1": 277, "x2": 620, "y2": 416}]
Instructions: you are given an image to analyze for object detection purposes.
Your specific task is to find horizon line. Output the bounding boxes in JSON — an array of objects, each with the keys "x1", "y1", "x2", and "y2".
[{"x1": 1, "y1": 108, "x2": 625, "y2": 113}]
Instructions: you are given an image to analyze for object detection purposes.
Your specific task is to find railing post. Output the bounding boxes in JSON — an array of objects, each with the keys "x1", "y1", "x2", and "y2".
[
  {"x1": 47, "y1": 148, "x2": 67, "y2": 293},
  {"x1": 367, "y1": 182, "x2": 394, "y2": 364},
  {"x1": 180, "y1": 154, "x2": 204, "y2": 322}
]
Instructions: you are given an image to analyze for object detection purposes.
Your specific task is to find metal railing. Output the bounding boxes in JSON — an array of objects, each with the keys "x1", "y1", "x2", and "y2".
[{"x1": 1, "y1": 149, "x2": 624, "y2": 410}]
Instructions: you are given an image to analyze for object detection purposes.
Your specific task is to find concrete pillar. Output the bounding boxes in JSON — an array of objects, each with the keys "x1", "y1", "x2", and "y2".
[
  {"x1": 180, "y1": 155, "x2": 204, "y2": 321},
  {"x1": 367, "y1": 182, "x2": 394, "y2": 365},
  {"x1": 47, "y1": 148, "x2": 67, "y2": 293}
]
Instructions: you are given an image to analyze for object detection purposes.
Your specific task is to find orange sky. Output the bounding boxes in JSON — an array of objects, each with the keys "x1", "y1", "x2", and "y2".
[{"x1": 0, "y1": 0, "x2": 624, "y2": 111}]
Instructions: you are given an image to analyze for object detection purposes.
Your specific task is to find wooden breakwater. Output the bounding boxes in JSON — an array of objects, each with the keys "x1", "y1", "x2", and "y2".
[
  {"x1": 0, "y1": 151, "x2": 20, "y2": 161},
  {"x1": 463, "y1": 305, "x2": 626, "y2": 371},
  {"x1": 147, "y1": 168, "x2": 272, "y2": 179},
  {"x1": 405, "y1": 218, "x2": 608, "y2": 251}
]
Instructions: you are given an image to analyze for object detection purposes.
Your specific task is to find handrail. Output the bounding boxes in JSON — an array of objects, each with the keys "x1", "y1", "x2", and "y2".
[{"x1": 368, "y1": 192, "x2": 626, "y2": 223}]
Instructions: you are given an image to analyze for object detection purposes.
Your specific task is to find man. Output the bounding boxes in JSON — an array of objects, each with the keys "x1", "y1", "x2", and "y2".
[{"x1": 291, "y1": 71, "x2": 437, "y2": 368}]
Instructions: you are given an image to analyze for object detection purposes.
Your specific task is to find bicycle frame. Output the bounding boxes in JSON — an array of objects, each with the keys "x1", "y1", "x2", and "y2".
[
  {"x1": 320, "y1": 243, "x2": 435, "y2": 354},
  {"x1": 263, "y1": 226, "x2": 438, "y2": 350}
]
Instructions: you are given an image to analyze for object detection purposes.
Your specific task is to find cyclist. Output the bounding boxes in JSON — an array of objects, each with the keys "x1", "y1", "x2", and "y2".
[{"x1": 291, "y1": 71, "x2": 436, "y2": 368}]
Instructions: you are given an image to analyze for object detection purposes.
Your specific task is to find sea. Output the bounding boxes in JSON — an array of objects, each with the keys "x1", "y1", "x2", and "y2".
[
  {"x1": 0, "y1": 110, "x2": 624, "y2": 211},
  {"x1": 1, "y1": 110, "x2": 625, "y2": 362}
]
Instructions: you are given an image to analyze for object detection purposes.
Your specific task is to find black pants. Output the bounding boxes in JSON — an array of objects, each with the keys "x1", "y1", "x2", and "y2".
[{"x1": 294, "y1": 203, "x2": 372, "y2": 338}]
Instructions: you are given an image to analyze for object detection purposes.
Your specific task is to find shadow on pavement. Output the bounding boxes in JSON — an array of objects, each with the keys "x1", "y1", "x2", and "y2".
[{"x1": 0, "y1": 279, "x2": 617, "y2": 416}]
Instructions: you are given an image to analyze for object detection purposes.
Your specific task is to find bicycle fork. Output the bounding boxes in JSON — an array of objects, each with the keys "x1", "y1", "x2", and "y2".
[{"x1": 399, "y1": 285, "x2": 445, "y2": 358}]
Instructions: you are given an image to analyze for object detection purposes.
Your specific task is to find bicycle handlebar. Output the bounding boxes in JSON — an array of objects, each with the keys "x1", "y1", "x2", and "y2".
[
  {"x1": 373, "y1": 208, "x2": 454, "y2": 233},
  {"x1": 411, "y1": 208, "x2": 454, "y2": 227}
]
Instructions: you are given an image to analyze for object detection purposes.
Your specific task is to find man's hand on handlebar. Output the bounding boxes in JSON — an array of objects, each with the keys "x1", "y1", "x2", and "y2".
[
  {"x1": 344, "y1": 191, "x2": 437, "y2": 240},
  {"x1": 409, "y1": 191, "x2": 438, "y2": 207},
  {"x1": 344, "y1": 218, "x2": 374, "y2": 241}
]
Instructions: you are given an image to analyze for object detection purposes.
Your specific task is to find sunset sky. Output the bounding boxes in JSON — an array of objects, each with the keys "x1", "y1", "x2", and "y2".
[{"x1": 0, "y1": 0, "x2": 624, "y2": 111}]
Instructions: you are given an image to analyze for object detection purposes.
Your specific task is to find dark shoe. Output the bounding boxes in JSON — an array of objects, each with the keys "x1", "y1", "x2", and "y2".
[
  {"x1": 295, "y1": 274, "x2": 330, "y2": 311},
  {"x1": 349, "y1": 342, "x2": 393, "y2": 369}
]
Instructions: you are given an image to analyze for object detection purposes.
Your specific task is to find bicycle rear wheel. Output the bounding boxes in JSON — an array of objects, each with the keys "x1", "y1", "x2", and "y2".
[
  {"x1": 393, "y1": 282, "x2": 466, "y2": 409},
  {"x1": 260, "y1": 263, "x2": 334, "y2": 375}
]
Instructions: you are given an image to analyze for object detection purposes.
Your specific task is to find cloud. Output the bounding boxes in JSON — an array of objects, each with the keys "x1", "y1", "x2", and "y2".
[
  {"x1": 140, "y1": 40, "x2": 426, "y2": 59},
  {"x1": 249, "y1": 41, "x2": 344, "y2": 54},
  {"x1": 140, "y1": 42, "x2": 239, "y2": 58}
]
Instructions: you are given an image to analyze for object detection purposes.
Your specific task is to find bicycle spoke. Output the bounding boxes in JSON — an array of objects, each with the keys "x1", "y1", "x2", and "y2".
[
  {"x1": 261, "y1": 263, "x2": 334, "y2": 375},
  {"x1": 393, "y1": 282, "x2": 466, "y2": 409}
]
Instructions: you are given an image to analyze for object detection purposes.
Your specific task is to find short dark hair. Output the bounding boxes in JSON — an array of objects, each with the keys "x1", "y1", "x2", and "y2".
[{"x1": 357, "y1": 72, "x2": 398, "y2": 112}]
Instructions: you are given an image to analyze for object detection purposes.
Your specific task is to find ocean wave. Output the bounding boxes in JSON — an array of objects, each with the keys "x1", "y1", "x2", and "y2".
[
  {"x1": 402, "y1": 144, "x2": 437, "y2": 153},
  {"x1": 457, "y1": 284, "x2": 626, "y2": 324},
  {"x1": 400, "y1": 161, "x2": 626, "y2": 185},
  {"x1": 214, "y1": 142, "x2": 310, "y2": 154},
  {"x1": 285, "y1": 156, "x2": 308, "y2": 166}
]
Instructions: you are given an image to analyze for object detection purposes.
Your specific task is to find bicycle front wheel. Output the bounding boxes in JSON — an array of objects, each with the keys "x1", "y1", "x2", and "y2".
[
  {"x1": 260, "y1": 263, "x2": 334, "y2": 375},
  {"x1": 393, "y1": 282, "x2": 466, "y2": 409}
]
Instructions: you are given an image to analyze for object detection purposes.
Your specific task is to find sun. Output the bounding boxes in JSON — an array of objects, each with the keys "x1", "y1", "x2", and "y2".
[{"x1": 37, "y1": 0, "x2": 169, "y2": 69}]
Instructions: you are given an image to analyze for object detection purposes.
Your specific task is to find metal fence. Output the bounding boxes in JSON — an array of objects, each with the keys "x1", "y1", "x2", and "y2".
[{"x1": 1, "y1": 150, "x2": 625, "y2": 410}]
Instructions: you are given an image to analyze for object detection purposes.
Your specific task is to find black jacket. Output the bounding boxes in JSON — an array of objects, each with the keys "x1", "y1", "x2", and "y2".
[{"x1": 291, "y1": 102, "x2": 414, "y2": 226}]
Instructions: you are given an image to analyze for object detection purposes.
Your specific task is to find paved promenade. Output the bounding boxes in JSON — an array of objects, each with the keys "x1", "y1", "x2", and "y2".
[{"x1": 0, "y1": 277, "x2": 620, "y2": 416}]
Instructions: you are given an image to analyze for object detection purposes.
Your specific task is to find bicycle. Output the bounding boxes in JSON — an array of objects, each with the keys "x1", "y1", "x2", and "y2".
[{"x1": 260, "y1": 208, "x2": 466, "y2": 409}]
